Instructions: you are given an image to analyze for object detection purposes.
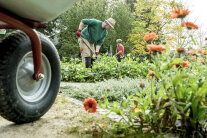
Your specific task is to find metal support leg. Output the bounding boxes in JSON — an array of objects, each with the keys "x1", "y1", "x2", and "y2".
[{"x1": 0, "y1": 11, "x2": 43, "y2": 81}]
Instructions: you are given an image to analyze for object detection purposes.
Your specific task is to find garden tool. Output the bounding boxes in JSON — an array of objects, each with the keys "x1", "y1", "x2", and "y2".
[
  {"x1": 80, "y1": 37, "x2": 97, "y2": 68},
  {"x1": 80, "y1": 37, "x2": 96, "y2": 59}
]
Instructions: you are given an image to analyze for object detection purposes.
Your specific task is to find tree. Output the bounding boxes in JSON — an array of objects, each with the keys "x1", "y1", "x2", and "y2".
[
  {"x1": 125, "y1": 0, "x2": 137, "y2": 12},
  {"x1": 103, "y1": 0, "x2": 134, "y2": 54}
]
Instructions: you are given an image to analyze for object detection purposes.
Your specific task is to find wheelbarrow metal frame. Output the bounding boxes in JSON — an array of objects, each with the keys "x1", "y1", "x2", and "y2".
[{"x1": 0, "y1": 10, "x2": 46, "y2": 81}]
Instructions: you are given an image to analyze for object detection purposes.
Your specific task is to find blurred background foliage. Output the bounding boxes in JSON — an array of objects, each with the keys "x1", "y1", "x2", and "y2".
[{"x1": 1, "y1": 0, "x2": 202, "y2": 60}]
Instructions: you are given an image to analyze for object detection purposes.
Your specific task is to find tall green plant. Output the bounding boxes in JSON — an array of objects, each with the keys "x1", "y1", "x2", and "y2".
[{"x1": 100, "y1": 51, "x2": 207, "y2": 137}]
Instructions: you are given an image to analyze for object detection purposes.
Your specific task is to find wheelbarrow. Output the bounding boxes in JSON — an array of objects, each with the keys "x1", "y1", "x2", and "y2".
[{"x1": 0, "y1": 0, "x2": 78, "y2": 123}]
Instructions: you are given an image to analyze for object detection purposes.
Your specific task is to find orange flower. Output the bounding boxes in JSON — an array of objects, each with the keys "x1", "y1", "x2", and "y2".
[
  {"x1": 143, "y1": 32, "x2": 156, "y2": 41},
  {"x1": 83, "y1": 98, "x2": 97, "y2": 113},
  {"x1": 177, "y1": 47, "x2": 185, "y2": 53},
  {"x1": 201, "y1": 50, "x2": 206, "y2": 56},
  {"x1": 100, "y1": 96, "x2": 104, "y2": 100},
  {"x1": 187, "y1": 49, "x2": 202, "y2": 55},
  {"x1": 181, "y1": 22, "x2": 198, "y2": 30},
  {"x1": 148, "y1": 70, "x2": 155, "y2": 76},
  {"x1": 85, "y1": 126, "x2": 91, "y2": 131},
  {"x1": 182, "y1": 61, "x2": 190, "y2": 67},
  {"x1": 170, "y1": 13, "x2": 179, "y2": 19},
  {"x1": 147, "y1": 70, "x2": 158, "y2": 80},
  {"x1": 139, "y1": 83, "x2": 145, "y2": 88},
  {"x1": 132, "y1": 107, "x2": 142, "y2": 113},
  {"x1": 201, "y1": 61, "x2": 206, "y2": 64},
  {"x1": 172, "y1": 61, "x2": 190, "y2": 68},
  {"x1": 187, "y1": 49, "x2": 195, "y2": 55},
  {"x1": 147, "y1": 44, "x2": 167, "y2": 52},
  {"x1": 193, "y1": 49, "x2": 206, "y2": 56},
  {"x1": 99, "y1": 123, "x2": 106, "y2": 127},
  {"x1": 170, "y1": 8, "x2": 189, "y2": 19}
]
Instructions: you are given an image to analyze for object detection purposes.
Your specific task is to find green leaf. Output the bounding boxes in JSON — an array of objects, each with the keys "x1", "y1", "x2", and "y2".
[
  {"x1": 180, "y1": 38, "x2": 186, "y2": 47},
  {"x1": 191, "y1": 96, "x2": 200, "y2": 120},
  {"x1": 172, "y1": 74, "x2": 189, "y2": 86},
  {"x1": 171, "y1": 58, "x2": 183, "y2": 64},
  {"x1": 102, "y1": 112, "x2": 111, "y2": 119},
  {"x1": 176, "y1": 84, "x2": 183, "y2": 99},
  {"x1": 190, "y1": 35, "x2": 197, "y2": 45},
  {"x1": 104, "y1": 98, "x2": 109, "y2": 108},
  {"x1": 111, "y1": 108, "x2": 123, "y2": 115},
  {"x1": 184, "y1": 102, "x2": 191, "y2": 113},
  {"x1": 197, "y1": 107, "x2": 207, "y2": 120},
  {"x1": 196, "y1": 79, "x2": 207, "y2": 96}
]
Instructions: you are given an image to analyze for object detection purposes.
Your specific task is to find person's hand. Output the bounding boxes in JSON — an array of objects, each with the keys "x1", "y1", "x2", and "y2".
[
  {"x1": 95, "y1": 52, "x2": 99, "y2": 55},
  {"x1": 76, "y1": 29, "x2": 81, "y2": 37},
  {"x1": 80, "y1": 48, "x2": 83, "y2": 53}
]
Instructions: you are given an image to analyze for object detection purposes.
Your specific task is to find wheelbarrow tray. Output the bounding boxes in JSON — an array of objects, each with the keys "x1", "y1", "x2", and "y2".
[{"x1": 0, "y1": 0, "x2": 78, "y2": 22}]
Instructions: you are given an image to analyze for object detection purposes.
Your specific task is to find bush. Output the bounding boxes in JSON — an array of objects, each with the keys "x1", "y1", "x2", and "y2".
[{"x1": 61, "y1": 55, "x2": 150, "y2": 82}]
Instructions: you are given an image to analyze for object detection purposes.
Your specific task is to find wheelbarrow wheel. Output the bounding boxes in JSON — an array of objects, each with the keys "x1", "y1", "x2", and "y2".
[{"x1": 0, "y1": 31, "x2": 61, "y2": 123}]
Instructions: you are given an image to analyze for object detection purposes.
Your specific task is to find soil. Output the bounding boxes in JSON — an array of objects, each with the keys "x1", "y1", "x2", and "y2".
[{"x1": 0, "y1": 83, "x2": 112, "y2": 138}]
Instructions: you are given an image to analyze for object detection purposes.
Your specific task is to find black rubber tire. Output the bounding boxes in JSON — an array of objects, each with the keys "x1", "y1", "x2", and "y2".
[{"x1": 0, "y1": 31, "x2": 61, "y2": 124}]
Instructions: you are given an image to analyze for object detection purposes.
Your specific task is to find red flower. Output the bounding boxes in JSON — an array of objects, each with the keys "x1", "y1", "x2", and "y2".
[
  {"x1": 143, "y1": 32, "x2": 157, "y2": 41},
  {"x1": 170, "y1": 8, "x2": 189, "y2": 19},
  {"x1": 181, "y1": 22, "x2": 198, "y2": 30},
  {"x1": 83, "y1": 98, "x2": 97, "y2": 113}
]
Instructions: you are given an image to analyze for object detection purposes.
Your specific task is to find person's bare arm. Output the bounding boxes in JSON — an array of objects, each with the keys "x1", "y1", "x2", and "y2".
[
  {"x1": 95, "y1": 45, "x2": 101, "y2": 53},
  {"x1": 116, "y1": 50, "x2": 122, "y2": 55},
  {"x1": 78, "y1": 22, "x2": 84, "y2": 30}
]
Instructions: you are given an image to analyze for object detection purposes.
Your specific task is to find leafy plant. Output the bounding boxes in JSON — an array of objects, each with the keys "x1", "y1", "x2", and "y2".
[
  {"x1": 99, "y1": 52, "x2": 207, "y2": 137},
  {"x1": 61, "y1": 55, "x2": 150, "y2": 82}
]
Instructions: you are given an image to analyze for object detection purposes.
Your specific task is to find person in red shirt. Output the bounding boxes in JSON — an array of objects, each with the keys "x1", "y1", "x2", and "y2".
[{"x1": 115, "y1": 39, "x2": 124, "y2": 62}]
